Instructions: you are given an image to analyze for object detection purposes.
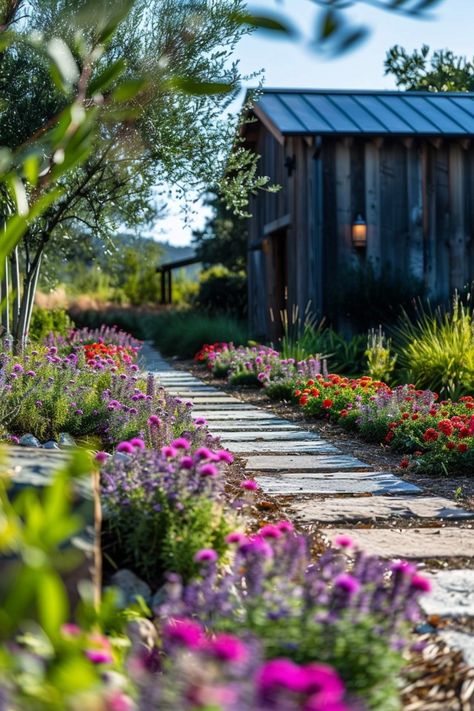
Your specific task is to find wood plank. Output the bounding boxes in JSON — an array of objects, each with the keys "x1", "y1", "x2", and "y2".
[{"x1": 449, "y1": 142, "x2": 466, "y2": 291}]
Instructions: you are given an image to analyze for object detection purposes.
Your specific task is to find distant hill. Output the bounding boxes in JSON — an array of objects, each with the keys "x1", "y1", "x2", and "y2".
[{"x1": 156, "y1": 241, "x2": 197, "y2": 265}]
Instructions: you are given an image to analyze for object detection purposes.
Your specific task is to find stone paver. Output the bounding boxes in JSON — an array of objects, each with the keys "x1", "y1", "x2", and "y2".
[
  {"x1": 256, "y1": 473, "x2": 421, "y2": 495},
  {"x1": 190, "y1": 403, "x2": 260, "y2": 410},
  {"x1": 323, "y1": 529, "x2": 474, "y2": 558},
  {"x1": 246, "y1": 454, "x2": 369, "y2": 472},
  {"x1": 289, "y1": 496, "x2": 474, "y2": 523},
  {"x1": 216, "y1": 430, "x2": 322, "y2": 441},
  {"x1": 194, "y1": 411, "x2": 281, "y2": 420},
  {"x1": 439, "y1": 631, "x2": 474, "y2": 665},
  {"x1": 227, "y1": 440, "x2": 340, "y2": 454},
  {"x1": 207, "y1": 421, "x2": 299, "y2": 431},
  {"x1": 421, "y1": 570, "x2": 474, "y2": 616},
  {"x1": 185, "y1": 396, "x2": 241, "y2": 404}
]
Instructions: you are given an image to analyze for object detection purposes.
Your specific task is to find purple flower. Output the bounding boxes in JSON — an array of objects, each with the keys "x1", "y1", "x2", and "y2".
[
  {"x1": 194, "y1": 548, "x2": 218, "y2": 563},
  {"x1": 194, "y1": 417, "x2": 207, "y2": 425},
  {"x1": 163, "y1": 618, "x2": 203, "y2": 649},
  {"x1": 95, "y1": 451, "x2": 109, "y2": 463},
  {"x1": 26, "y1": 370, "x2": 36, "y2": 377},
  {"x1": 215, "y1": 449, "x2": 233, "y2": 463},
  {"x1": 180, "y1": 456, "x2": 194, "y2": 469},
  {"x1": 259, "y1": 524, "x2": 282, "y2": 539},
  {"x1": 12, "y1": 364, "x2": 23, "y2": 374},
  {"x1": 148, "y1": 415, "x2": 161, "y2": 427},
  {"x1": 161, "y1": 446, "x2": 177, "y2": 458},
  {"x1": 334, "y1": 574, "x2": 360, "y2": 596},
  {"x1": 195, "y1": 446, "x2": 213, "y2": 460}
]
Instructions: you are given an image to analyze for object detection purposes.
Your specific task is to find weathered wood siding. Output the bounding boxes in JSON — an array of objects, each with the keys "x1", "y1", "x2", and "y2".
[{"x1": 247, "y1": 117, "x2": 474, "y2": 340}]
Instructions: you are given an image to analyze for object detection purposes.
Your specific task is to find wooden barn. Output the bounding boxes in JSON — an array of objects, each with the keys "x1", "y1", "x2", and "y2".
[{"x1": 242, "y1": 89, "x2": 474, "y2": 340}]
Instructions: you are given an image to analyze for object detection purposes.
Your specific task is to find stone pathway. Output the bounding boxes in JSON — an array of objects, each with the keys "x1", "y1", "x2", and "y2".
[{"x1": 142, "y1": 346, "x2": 474, "y2": 665}]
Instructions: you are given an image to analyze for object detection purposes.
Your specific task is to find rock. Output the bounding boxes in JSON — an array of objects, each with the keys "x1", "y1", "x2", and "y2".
[
  {"x1": 19, "y1": 434, "x2": 40, "y2": 448},
  {"x1": 439, "y1": 630, "x2": 474, "y2": 665},
  {"x1": 127, "y1": 617, "x2": 158, "y2": 652},
  {"x1": 228, "y1": 440, "x2": 339, "y2": 454},
  {"x1": 256, "y1": 472, "x2": 421, "y2": 496},
  {"x1": 58, "y1": 432, "x2": 76, "y2": 448},
  {"x1": 246, "y1": 454, "x2": 370, "y2": 472},
  {"x1": 43, "y1": 440, "x2": 60, "y2": 450},
  {"x1": 421, "y1": 570, "x2": 474, "y2": 616},
  {"x1": 113, "y1": 452, "x2": 132, "y2": 464},
  {"x1": 110, "y1": 569, "x2": 152, "y2": 606},
  {"x1": 322, "y1": 528, "x2": 474, "y2": 559}
]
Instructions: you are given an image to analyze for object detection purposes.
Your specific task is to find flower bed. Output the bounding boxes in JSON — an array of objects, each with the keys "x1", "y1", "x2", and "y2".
[
  {"x1": 196, "y1": 343, "x2": 474, "y2": 476},
  {"x1": 0, "y1": 330, "x2": 436, "y2": 710}
]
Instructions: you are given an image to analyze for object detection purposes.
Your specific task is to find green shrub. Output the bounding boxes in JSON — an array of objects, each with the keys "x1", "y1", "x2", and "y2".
[
  {"x1": 265, "y1": 379, "x2": 296, "y2": 401},
  {"x1": 394, "y1": 295, "x2": 474, "y2": 398},
  {"x1": 29, "y1": 307, "x2": 74, "y2": 342},
  {"x1": 194, "y1": 266, "x2": 247, "y2": 318},
  {"x1": 366, "y1": 327, "x2": 397, "y2": 383},
  {"x1": 228, "y1": 370, "x2": 260, "y2": 387}
]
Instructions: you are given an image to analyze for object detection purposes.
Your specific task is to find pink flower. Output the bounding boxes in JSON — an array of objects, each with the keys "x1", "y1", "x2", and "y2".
[
  {"x1": 163, "y1": 618, "x2": 203, "y2": 649},
  {"x1": 95, "y1": 451, "x2": 109, "y2": 463},
  {"x1": 172, "y1": 437, "x2": 191, "y2": 450},
  {"x1": 195, "y1": 446, "x2": 213, "y2": 460},
  {"x1": 207, "y1": 634, "x2": 248, "y2": 662},
  {"x1": 130, "y1": 438, "x2": 145, "y2": 449},
  {"x1": 333, "y1": 535, "x2": 354, "y2": 549},
  {"x1": 9, "y1": 435, "x2": 19, "y2": 445},
  {"x1": 240, "y1": 479, "x2": 258, "y2": 491},
  {"x1": 278, "y1": 521, "x2": 294, "y2": 533},
  {"x1": 194, "y1": 548, "x2": 218, "y2": 563},
  {"x1": 257, "y1": 659, "x2": 308, "y2": 695},
  {"x1": 161, "y1": 446, "x2": 177, "y2": 458},
  {"x1": 259, "y1": 524, "x2": 282, "y2": 539},
  {"x1": 194, "y1": 417, "x2": 207, "y2": 425},
  {"x1": 225, "y1": 531, "x2": 246, "y2": 544},
  {"x1": 61, "y1": 623, "x2": 81, "y2": 636},
  {"x1": 391, "y1": 560, "x2": 416, "y2": 576},
  {"x1": 180, "y1": 456, "x2": 194, "y2": 469},
  {"x1": 105, "y1": 691, "x2": 135, "y2": 711},
  {"x1": 148, "y1": 415, "x2": 161, "y2": 427},
  {"x1": 334, "y1": 574, "x2": 360, "y2": 596},
  {"x1": 410, "y1": 574, "x2": 432, "y2": 593},
  {"x1": 200, "y1": 463, "x2": 218, "y2": 477},
  {"x1": 215, "y1": 449, "x2": 234, "y2": 463},
  {"x1": 85, "y1": 649, "x2": 113, "y2": 664},
  {"x1": 116, "y1": 442, "x2": 135, "y2": 454}
]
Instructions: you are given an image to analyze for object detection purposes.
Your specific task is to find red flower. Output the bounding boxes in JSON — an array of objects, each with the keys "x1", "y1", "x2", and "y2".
[
  {"x1": 446, "y1": 441, "x2": 456, "y2": 450},
  {"x1": 458, "y1": 443, "x2": 468, "y2": 453},
  {"x1": 322, "y1": 399, "x2": 333, "y2": 409},
  {"x1": 385, "y1": 431, "x2": 394, "y2": 443},
  {"x1": 299, "y1": 395, "x2": 308, "y2": 406},
  {"x1": 437, "y1": 420, "x2": 454, "y2": 437},
  {"x1": 310, "y1": 388, "x2": 320, "y2": 397},
  {"x1": 402, "y1": 413, "x2": 409, "y2": 420},
  {"x1": 411, "y1": 414, "x2": 419, "y2": 421},
  {"x1": 423, "y1": 428, "x2": 439, "y2": 442},
  {"x1": 399, "y1": 457, "x2": 409, "y2": 469}
]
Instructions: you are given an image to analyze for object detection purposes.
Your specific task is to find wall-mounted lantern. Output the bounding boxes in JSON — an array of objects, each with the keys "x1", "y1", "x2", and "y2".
[{"x1": 352, "y1": 214, "x2": 367, "y2": 249}]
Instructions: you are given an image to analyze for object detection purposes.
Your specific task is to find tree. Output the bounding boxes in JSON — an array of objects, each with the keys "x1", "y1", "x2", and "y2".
[
  {"x1": 192, "y1": 193, "x2": 248, "y2": 272},
  {"x1": 385, "y1": 45, "x2": 474, "y2": 91},
  {"x1": 0, "y1": 0, "x2": 270, "y2": 349}
]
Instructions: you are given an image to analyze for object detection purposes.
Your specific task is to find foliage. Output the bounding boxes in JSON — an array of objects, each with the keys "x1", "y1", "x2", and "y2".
[
  {"x1": 385, "y1": 44, "x2": 474, "y2": 92},
  {"x1": 192, "y1": 192, "x2": 248, "y2": 272},
  {"x1": 366, "y1": 327, "x2": 397, "y2": 383},
  {"x1": 28, "y1": 307, "x2": 74, "y2": 342},
  {"x1": 331, "y1": 261, "x2": 424, "y2": 331},
  {"x1": 151, "y1": 310, "x2": 248, "y2": 359},
  {"x1": 194, "y1": 266, "x2": 247, "y2": 318},
  {"x1": 156, "y1": 525, "x2": 431, "y2": 710},
  {"x1": 0, "y1": 335, "x2": 195, "y2": 447},
  {"x1": 393, "y1": 295, "x2": 474, "y2": 399},
  {"x1": 101, "y1": 439, "x2": 233, "y2": 584}
]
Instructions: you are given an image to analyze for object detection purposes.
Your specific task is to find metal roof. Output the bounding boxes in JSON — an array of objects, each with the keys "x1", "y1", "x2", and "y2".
[{"x1": 252, "y1": 89, "x2": 474, "y2": 137}]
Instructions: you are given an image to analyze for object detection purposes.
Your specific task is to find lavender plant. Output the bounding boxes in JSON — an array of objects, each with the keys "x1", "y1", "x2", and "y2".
[
  {"x1": 100, "y1": 440, "x2": 234, "y2": 583},
  {"x1": 155, "y1": 526, "x2": 431, "y2": 710}
]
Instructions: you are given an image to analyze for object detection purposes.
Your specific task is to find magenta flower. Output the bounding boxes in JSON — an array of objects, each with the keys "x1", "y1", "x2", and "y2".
[
  {"x1": 225, "y1": 531, "x2": 246, "y2": 544},
  {"x1": 194, "y1": 548, "x2": 218, "y2": 563},
  {"x1": 410, "y1": 574, "x2": 432, "y2": 593},
  {"x1": 148, "y1": 415, "x2": 161, "y2": 427},
  {"x1": 12, "y1": 364, "x2": 24, "y2": 374},
  {"x1": 259, "y1": 524, "x2": 282, "y2": 539},
  {"x1": 26, "y1": 370, "x2": 36, "y2": 377},
  {"x1": 391, "y1": 560, "x2": 416, "y2": 576},
  {"x1": 95, "y1": 451, "x2": 109, "y2": 463},
  {"x1": 172, "y1": 437, "x2": 191, "y2": 450},
  {"x1": 180, "y1": 456, "x2": 194, "y2": 469},
  {"x1": 163, "y1": 618, "x2": 204, "y2": 649},
  {"x1": 117, "y1": 442, "x2": 135, "y2": 454},
  {"x1": 278, "y1": 520, "x2": 294, "y2": 533},
  {"x1": 215, "y1": 449, "x2": 234, "y2": 463},
  {"x1": 334, "y1": 574, "x2": 360, "y2": 596},
  {"x1": 9, "y1": 435, "x2": 20, "y2": 445},
  {"x1": 130, "y1": 438, "x2": 145, "y2": 449},
  {"x1": 85, "y1": 649, "x2": 113, "y2": 664},
  {"x1": 200, "y1": 463, "x2": 218, "y2": 477},
  {"x1": 240, "y1": 479, "x2": 258, "y2": 491},
  {"x1": 195, "y1": 446, "x2": 213, "y2": 460},
  {"x1": 162, "y1": 445, "x2": 177, "y2": 458},
  {"x1": 207, "y1": 633, "x2": 248, "y2": 662},
  {"x1": 257, "y1": 659, "x2": 308, "y2": 695},
  {"x1": 194, "y1": 417, "x2": 207, "y2": 425},
  {"x1": 333, "y1": 535, "x2": 354, "y2": 549}
]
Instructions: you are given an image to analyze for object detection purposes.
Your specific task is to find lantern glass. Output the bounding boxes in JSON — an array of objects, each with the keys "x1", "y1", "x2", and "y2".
[{"x1": 352, "y1": 214, "x2": 367, "y2": 248}]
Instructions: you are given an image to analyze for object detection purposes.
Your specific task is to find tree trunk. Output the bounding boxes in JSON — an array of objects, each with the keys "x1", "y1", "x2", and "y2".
[{"x1": 10, "y1": 246, "x2": 20, "y2": 337}]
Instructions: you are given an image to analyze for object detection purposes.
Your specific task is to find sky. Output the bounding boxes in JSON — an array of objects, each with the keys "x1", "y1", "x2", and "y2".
[{"x1": 151, "y1": 0, "x2": 474, "y2": 248}]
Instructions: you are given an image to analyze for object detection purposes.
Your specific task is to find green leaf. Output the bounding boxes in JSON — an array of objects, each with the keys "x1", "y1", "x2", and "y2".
[
  {"x1": 88, "y1": 58, "x2": 127, "y2": 97},
  {"x1": 230, "y1": 11, "x2": 296, "y2": 35},
  {"x1": 170, "y1": 77, "x2": 235, "y2": 95},
  {"x1": 111, "y1": 77, "x2": 147, "y2": 103},
  {"x1": 23, "y1": 153, "x2": 40, "y2": 187},
  {"x1": 37, "y1": 571, "x2": 69, "y2": 640},
  {"x1": 47, "y1": 38, "x2": 80, "y2": 92}
]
